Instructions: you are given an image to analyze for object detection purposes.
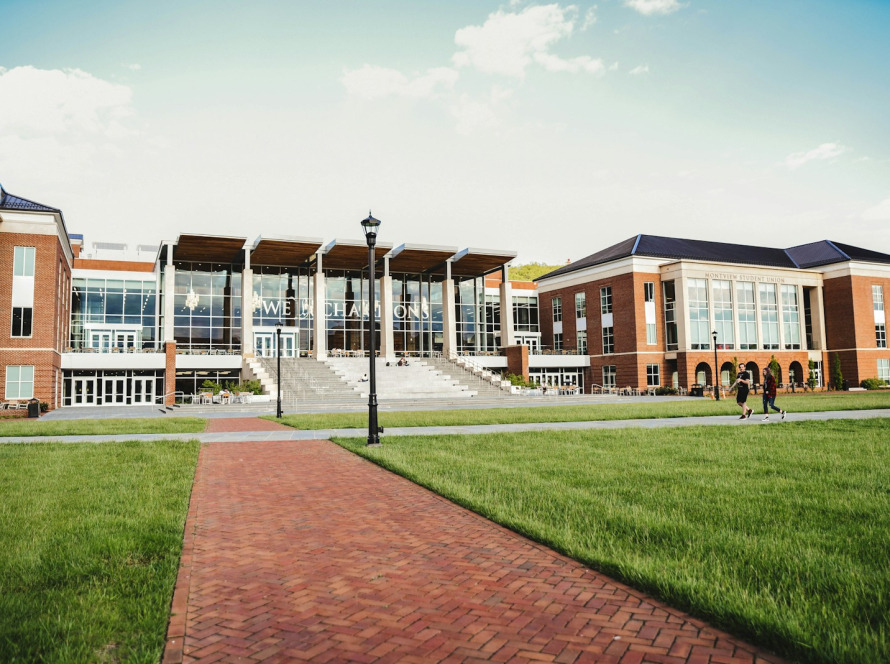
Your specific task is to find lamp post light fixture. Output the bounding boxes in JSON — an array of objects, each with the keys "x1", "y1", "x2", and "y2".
[
  {"x1": 361, "y1": 212, "x2": 383, "y2": 447},
  {"x1": 275, "y1": 321, "x2": 283, "y2": 418},
  {"x1": 712, "y1": 330, "x2": 720, "y2": 401}
]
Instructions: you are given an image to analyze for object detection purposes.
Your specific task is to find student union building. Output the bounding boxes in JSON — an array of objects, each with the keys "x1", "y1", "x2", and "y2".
[{"x1": 1, "y1": 183, "x2": 889, "y2": 408}]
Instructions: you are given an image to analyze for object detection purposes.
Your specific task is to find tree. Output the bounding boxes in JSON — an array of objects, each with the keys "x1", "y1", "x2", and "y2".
[
  {"x1": 832, "y1": 353, "x2": 844, "y2": 391},
  {"x1": 508, "y1": 263, "x2": 565, "y2": 282},
  {"x1": 729, "y1": 356, "x2": 738, "y2": 387},
  {"x1": 769, "y1": 355, "x2": 782, "y2": 384},
  {"x1": 807, "y1": 359, "x2": 818, "y2": 390}
]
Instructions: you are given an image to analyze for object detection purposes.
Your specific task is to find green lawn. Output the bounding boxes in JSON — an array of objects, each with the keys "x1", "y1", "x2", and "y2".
[
  {"x1": 0, "y1": 440, "x2": 200, "y2": 663},
  {"x1": 338, "y1": 420, "x2": 890, "y2": 664},
  {"x1": 0, "y1": 417, "x2": 206, "y2": 437},
  {"x1": 268, "y1": 390, "x2": 890, "y2": 430}
]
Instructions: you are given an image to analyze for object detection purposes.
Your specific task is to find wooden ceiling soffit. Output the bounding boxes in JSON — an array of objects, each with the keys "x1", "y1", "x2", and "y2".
[
  {"x1": 449, "y1": 248, "x2": 518, "y2": 278},
  {"x1": 174, "y1": 234, "x2": 247, "y2": 263},
  {"x1": 388, "y1": 244, "x2": 458, "y2": 274},
  {"x1": 322, "y1": 240, "x2": 393, "y2": 270},
  {"x1": 251, "y1": 237, "x2": 323, "y2": 267}
]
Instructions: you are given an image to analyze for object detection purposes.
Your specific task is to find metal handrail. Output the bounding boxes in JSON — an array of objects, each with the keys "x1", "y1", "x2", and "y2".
[{"x1": 153, "y1": 391, "x2": 186, "y2": 405}]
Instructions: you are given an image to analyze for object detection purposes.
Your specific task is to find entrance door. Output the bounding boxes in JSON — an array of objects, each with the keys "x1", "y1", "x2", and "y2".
[
  {"x1": 115, "y1": 331, "x2": 137, "y2": 351},
  {"x1": 255, "y1": 333, "x2": 274, "y2": 358},
  {"x1": 103, "y1": 378, "x2": 126, "y2": 405},
  {"x1": 131, "y1": 378, "x2": 154, "y2": 404},
  {"x1": 91, "y1": 332, "x2": 112, "y2": 352},
  {"x1": 72, "y1": 378, "x2": 96, "y2": 406},
  {"x1": 281, "y1": 333, "x2": 295, "y2": 358}
]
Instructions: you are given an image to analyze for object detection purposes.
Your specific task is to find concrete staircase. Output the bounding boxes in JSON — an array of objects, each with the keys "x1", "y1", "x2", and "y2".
[
  {"x1": 254, "y1": 357, "x2": 362, "y2": 404},
  {"x1": 324, "y1": 358, "x2": 478, "y2": 400},
  {"x1": 425, "y1": 355, "x2": 512, "y2": 398}
]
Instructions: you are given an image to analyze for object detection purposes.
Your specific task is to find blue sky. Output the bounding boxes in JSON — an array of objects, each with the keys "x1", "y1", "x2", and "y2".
[{"x1": 1, "y1": 0, "x2": 889, "y2": 261}]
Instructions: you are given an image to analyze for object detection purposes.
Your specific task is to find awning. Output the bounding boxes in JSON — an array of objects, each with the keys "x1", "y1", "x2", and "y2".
[
  {"x1": 448, "y1": 247, "x2": 517, "y2": 278},
  {"x1": 322, "y1": 238, "x2": 393, "y2": 270},
  {"x1": 251, "y1": 235, "x2": 324, "y2": 267},
  {"x1": 388, "y1": 243, "x2": 458, "y2": 274},
  {"x1": 173, "y1": 234, "x2": 247, "y2": 263}
]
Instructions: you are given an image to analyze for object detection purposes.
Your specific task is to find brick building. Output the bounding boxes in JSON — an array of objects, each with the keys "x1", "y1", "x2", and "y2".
[
  {"x1": 536, "y1": 235, "x2": 890, "y2": 392},
  {"x1": 3, "y1": 183, "x2": 889, "y2": 408}
]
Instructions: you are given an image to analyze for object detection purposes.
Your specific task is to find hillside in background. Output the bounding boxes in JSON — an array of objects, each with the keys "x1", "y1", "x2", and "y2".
[{"x1": 508, "y1": 263, "x2": 566, "y2": 282}]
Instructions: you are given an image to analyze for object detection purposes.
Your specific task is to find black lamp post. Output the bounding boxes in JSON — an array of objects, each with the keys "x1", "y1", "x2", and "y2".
[
  {"x1": 712, "y1": 330, "x2": 720, "y2": 401},
  {"x1": 361, "y1": 212, "x2": 382, "y2": 447},
  {"x1": 275, "y1": 321, "x2": 283, "y2": 418}
]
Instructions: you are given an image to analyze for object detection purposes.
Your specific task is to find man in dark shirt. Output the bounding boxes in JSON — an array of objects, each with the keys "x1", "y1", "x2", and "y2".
[{"x1": 731, "y1": 362, "x2": 754, "y2": 419}]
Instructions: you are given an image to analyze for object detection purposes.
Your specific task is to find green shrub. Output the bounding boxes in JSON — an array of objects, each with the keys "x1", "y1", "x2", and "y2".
[
  {"x1": 224, "y1": 380, "x2": 264, "y2": 395},
  {"x1": 807, "y1": 359, "x2": 818, "y2": 390},
  {"x1": 504, "y1": 373, "x2": 535, "y2": 388},
  {"x1": 200, "y1": 380, "x2": 221, "y2": 394},
  {"x1": 860, "y1": 377, "x2": 887, "y2": 390},
  {"x1": 655, "y1": 386, "x2": 678, "y2": 396},
  {"x1": 39, "y1": 402, "x2": 49, "y2": 413},
  {"x1": 832, "y1": 353, "x2": 844, "y2": 390}
]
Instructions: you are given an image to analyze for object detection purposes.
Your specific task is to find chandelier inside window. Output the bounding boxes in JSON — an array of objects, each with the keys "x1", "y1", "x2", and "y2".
[{"x1": 185, "y1": 289, "x2": 199, "y2": 311}]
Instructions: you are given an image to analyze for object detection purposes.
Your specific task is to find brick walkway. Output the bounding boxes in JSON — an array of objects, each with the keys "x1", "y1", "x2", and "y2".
[
  {"x1": 204, "y1": 418, "x2": 294, "y2": 433},
  {"x1": 163, "y1": 440, "x2": 783, "y2": 664}
]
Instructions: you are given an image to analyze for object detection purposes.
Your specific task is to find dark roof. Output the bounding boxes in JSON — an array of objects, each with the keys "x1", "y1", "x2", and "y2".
[
  {"x1": 830, "y1": 241, "x2": 890, "y2": 266},
  {"x1": 539, "y1": 234, "x2": 890, "y2": 281},
  {"x1": 0, "y1": 185, "x2": 60, "y2": 213}
]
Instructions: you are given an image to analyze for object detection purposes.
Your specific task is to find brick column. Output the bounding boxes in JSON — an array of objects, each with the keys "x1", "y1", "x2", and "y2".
[
  {"x1": 505, "y1": 344, "x2": 529, "y2": 381},
  {"x1": 164, "y1": 341, "x2": 176, "y2": 406}
]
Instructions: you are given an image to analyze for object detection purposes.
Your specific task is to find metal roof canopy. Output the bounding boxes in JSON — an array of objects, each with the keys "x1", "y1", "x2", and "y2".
[
  {"x1": 388, "y1": 243, "x2": 459, "y2": 274},
  {"x1": 174, "y1": 234, "x2": 247, "y2": 263},
  {"x1": 251, "y1": 235, "x2": 323, "y2": 267},
  {"x1": 447, "y1": 247, "x2": 517, "y2": 278},
  {"x1": 322, "y1": 238, "x2": 393, "y2": 270}
]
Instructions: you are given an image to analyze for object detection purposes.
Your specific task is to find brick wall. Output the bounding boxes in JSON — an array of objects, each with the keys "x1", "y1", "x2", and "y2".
[
  {"x1": 164, "y1": 342, "x2": 177, "y2": 405},
  {"x1": 0, "y1": 232, "x2": 70, "y2": 409},
  {"x1": 73, "y1": 258, "x2": 154, "y2": 272}
]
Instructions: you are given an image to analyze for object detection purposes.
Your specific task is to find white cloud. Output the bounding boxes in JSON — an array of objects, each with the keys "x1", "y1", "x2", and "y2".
[
  {"x1": 863, "y1": 196, "x2": 890, "y2": 221},
  {"x1": 0, "y1": 65, "x2": 134, "y2": 138},
  {"x1": 452, "y1": 4, "x2": 601, "y2": 78},
  {"x1": 629, "y1": 64, "x2": 649, "y2": 75},
  {"x1": 624, "y1": 0, "x2": 686, "y2": 16},
  {"x1": 341, "y1": 65, "x2": 458, "y2": 100},
  {"x1": 783, "y1": 142, "x2": 848, "y2": 170},
  {"x1": 581, "y1": 7, "x2": 597, "y2": 30},
  {"x1": 124, "y1": 63, "x2": 142, "y2": 71}
]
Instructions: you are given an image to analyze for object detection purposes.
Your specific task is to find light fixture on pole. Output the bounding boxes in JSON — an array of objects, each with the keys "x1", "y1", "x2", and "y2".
[
  {"x1": 275, "y1": 321, "x2": 283, "y2": 418},
  {"x1": 361, "y1": 211, "x2": 382, "y2": 447},
  {"x1": 712, "y1": 330, "x2": 720, "y2": 401}
]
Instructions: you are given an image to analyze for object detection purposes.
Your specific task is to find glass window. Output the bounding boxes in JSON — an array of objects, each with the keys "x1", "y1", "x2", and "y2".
[
  {"x1": 512, "y1": 295, "x2": 539, "y2": 333},
  {"x1": 877, "y1": 325, "x2": 887, "y2": 349},
  {"x1": 712, "y1": 280, "x2": 734, "y2": 349},
  {"x1": 13, "y1": 246, "x2": 36, "y2": 277},
  {"x1": 577, "y1": 330, "x2": 587, "y2": 354},
  {"x1": 69, "y1": 276, "x2": 164, "y2": 351},
  {"x1": 879, "y1": 359, "x2": 890, "y2": 383},
  {"x1": 646, "y1": 323, "x2": 657, "y2": 345},
  {"x1": 575, "y1": 292, "x2": 586, "y2": 318},
  {"x1": 646, "y1": 363, "x2": 660, "y2": 387},
  {"x1": 554, "y1": 333, "x2": 563, "y2": 351},
  {"x1": 781, "y1": 285, "x2": 801, "y2": 350},
  {"x1": 759, "y1": 283, "x2": 780, "y2": 350},
  {"x1": 600, "y1": 287, "x2": 612, "y2": 314},
  {"x1": 663, "y1": 281, "x2": 678, "y2": 351},
  {"x1": 552, "y1": 297, "x2": 562, "y2": 323},
  {"x1": 602, "y1": 326, "x2": 614, "y2": 354},
  {"x1": 644, "y1": 282, "x2": 655, "y2": 303},
  {"x1": 874, "y1": 285, "x2": 885, "y2": 312},
  {"x1": 688, "y1": 278, "x2": 710, "y2": 350},
  {"x1": 736, "y1": 282, "x2": 757, "y2": 350},
  {"x1": 644, "y1": 281, "x2": 656, "y2": 344},
  {"x1": 11, "y1": 307, "x2": 32, "y2": 337},
  {"x1": 5, "y1": 365, "x2": 34, "y2": 399},
  {"x1": 602, "y1": 365, "x2": 616, "y2": 389}
]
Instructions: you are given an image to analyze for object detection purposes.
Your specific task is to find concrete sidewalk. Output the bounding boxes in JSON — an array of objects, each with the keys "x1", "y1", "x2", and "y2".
[{"x1": 1, "y1": 408, "x2": 888, "y2": 444}]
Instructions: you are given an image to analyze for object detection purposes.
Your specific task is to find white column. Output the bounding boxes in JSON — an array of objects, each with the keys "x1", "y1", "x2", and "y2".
[
  {"x1": 163, "y1": 243, "x2": 175, "y2": 344},
  {"x1": 442, "y1": 262, "x2": 457, "y2": 357},
  {"x1": 754, "y1": 281, "x2": 763, "y2": 351},
  {"x1": 777, "y1": 283, "x2": 786, "y2": 351},
  {"x1": 811, "y1": 285, "x2": 827, "y2": 351},
  {"x1": 241, "y1": 248, "x2": 254, "y2": 356},
  {"x1": 798, "y1": 284, "x2": 806, "y2": 351},
  {"x1": 499, "y1": 264, "x2": 515, "y2": 348},
  {"x1": 676, "y1": 274, "x2": 690, "y2": 352},
  {"x1": 379, "y1": 256, "x2": 395, "y2": 361},
  {"x1": 313, "y1": 252, "x2": 326, "y2": 359}
]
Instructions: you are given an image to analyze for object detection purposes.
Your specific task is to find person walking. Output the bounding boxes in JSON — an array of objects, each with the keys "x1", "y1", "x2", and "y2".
[
  {"x1": 730, "y1": 362, "x2": 754, "y2": 419},
  {"x1": 761, "y1": 367, "x2": 787, "y2": 422}
]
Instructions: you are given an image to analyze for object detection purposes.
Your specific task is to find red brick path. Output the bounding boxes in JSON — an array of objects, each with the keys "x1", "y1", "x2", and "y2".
[
  {"x1": 163, "y1": 441, "x2": 783, "y2": 663},
  {"x1": 204, "y1": 417, "x2": 294, "y2": 433}
]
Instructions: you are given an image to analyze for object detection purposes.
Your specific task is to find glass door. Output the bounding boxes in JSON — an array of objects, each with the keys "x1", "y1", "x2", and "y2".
[
  {"x1": 131, "y1": 378, "x2": 154, "y2": 404},
  {"x1": 115, "y1": 332, "x2": 138, "y2": 351},
  {"x1": 73, "y1": 378, "x2": 96, "y2": 406},
  {"x1": 255, "y1": 333, "x2": 274, "y2": 357},
  {"x1": 281, "y1": 333, "x2": 295, "y2": 358},
  {"x1": 91, "y1": 331, "x2": 112, "y2": 352}
]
